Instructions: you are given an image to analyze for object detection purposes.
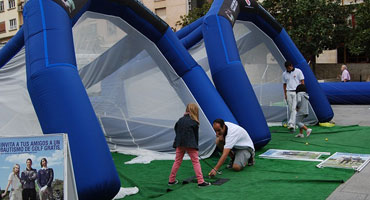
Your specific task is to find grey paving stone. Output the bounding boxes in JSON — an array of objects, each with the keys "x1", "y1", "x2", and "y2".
[
  {"x1": 341, "y1": 173, "x2": 370, "y2": 194},
  {"x1": 331, "y1": 105, "x2": 370, "y2": 126},
  {"x1": 327, "y1": 192, "x2": 368, "y2": 200}
]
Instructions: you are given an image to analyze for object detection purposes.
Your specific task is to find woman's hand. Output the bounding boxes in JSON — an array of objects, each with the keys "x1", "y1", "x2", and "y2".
[{"x1": 2, "y1": 191, "x2": 7, "y2": 197}]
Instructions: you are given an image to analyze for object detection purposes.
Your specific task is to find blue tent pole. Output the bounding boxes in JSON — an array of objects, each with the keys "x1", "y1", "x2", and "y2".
[
  {"x1": 23, "y1": 0, "x2": 120, "y2": 199},
  {"x1": 0, "y1": 27, "x2": 24, "y2": 69},
  {"x1": 202, "y1": 0, "x2": 271, "y2": 149}
]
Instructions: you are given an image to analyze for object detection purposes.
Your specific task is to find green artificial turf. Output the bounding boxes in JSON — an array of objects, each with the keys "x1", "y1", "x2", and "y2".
[{"x1": 112, "y1": 125, "x2": 370, "y2": 200}]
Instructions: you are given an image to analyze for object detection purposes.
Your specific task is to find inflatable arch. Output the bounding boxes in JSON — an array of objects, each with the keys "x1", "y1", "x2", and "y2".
[
  {"x1": 0, "y1": 0, "x2": 334, "y2": 198},
  {"x1": 0, "y1": 0, "x2": 247, "y2": 199},
  {"x1": 177, "y1": 0, "x2": 334, "y2": 124}
]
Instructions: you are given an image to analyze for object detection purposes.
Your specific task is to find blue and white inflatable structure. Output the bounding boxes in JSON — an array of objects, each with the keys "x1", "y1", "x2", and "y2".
[
  {"x1": 0, "y1": 0, "x2": 236, "y2": 199},
  {"x1": 178, "y1": 0, "x2": 334, "y2": 125},
  {"x1": 0, "y1": 0, "x2": 342, "y2": 199}
]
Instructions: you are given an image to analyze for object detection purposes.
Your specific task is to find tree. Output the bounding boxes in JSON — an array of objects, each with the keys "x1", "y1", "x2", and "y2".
[
  {"x1": 262, "y1": 0, "x2": 352, "y2": 71},
  {"x1": 347, "y1": 0, "x2": 370, "y2": 60},
  {"x1": 174, "y1": 1, "x2": 212, "y2": 30}
]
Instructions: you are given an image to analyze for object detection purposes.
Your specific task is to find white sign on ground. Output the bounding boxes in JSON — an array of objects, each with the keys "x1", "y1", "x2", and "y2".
[
  {"x1": 259, "y1": 149, "x2": 330, "y2": 162},
  {"x1": 0, "y1": 134, "x2": 78, "y2": 200},
  {"x1": 316, "y1": 152, "x2": 370, "y2": 172}
]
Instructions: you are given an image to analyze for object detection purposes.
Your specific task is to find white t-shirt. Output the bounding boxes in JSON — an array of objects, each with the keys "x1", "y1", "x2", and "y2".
[
  {"x1": 282, "y1": 68, "x2": 304, "y2": 91},
  {"x1": 8, "y1": 172, "x2": 22, "y2": 190},
  {"x1": 224, "y1": 122, "x2": 254, "y2": 151}
]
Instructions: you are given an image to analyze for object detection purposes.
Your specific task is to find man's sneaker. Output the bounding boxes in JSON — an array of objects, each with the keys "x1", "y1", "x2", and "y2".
[
  {"x1": 295, "y1": 133, "x2": 304, "y2": 138},
  {"x1": 288, "y1": 124, "x2": 295, "y2": 130},
  {"x1": 168, "y1": 180, "x2": 178, "y2": 186},
  {"x1": 248, "y1": 151, "x2": 256, "y2": 166},
  {"x1": 306, "y1": 128, "x2": 312, "y2": 137},
  {"x1": 198, "y1": 182, "x2": 211, "y2": 188}
]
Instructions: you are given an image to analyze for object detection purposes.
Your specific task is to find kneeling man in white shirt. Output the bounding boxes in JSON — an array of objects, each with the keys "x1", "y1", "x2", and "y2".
[{"x1": 209, "y1": 119, "x2": 255, "y2": 176}]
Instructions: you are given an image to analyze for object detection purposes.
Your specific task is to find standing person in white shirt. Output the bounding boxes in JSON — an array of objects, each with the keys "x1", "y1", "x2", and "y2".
[
  {"x1": 341, "y1": 64, "x2": 351, "y2": 82},
  {"x1": 209, "y1": 119, "x2": 255, "y2": 176},
  {"x1": 282, "y1": 61, "x2": 305, "y2": 131}
]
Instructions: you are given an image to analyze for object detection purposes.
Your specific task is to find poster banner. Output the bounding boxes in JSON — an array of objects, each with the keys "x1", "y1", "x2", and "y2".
[
  {"x1": 218, "y1": 0, "x2": 240, "y2": 26},
  {"x1": 316, "y1": 152, "x2": 370, "y2": 172},
  {"x1": 259, "y1": 149, "x2": 330, "y2": 162},
  {"x1": 0, "y1": 134, "x2": 68, "y2": 200},
  {"x1": 51, "y1": 0, "x2": 88, "y2": 18},
  {"x1": 239, "y1": 0, "x2": 259, "y2": 12}
]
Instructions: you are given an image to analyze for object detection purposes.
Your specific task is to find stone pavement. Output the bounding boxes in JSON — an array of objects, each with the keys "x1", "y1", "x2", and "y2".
[
  {"x1": 327, "y1": 105, "x2": 370, "y2": 200},
  {"x1": 331, "y1": 105, "x2": 370, "y2": 126}
]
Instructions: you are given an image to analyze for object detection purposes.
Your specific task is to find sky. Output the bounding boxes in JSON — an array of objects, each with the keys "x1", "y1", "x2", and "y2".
[{"x1": 0, "y1": 134, "x2": 66, "y2": 190}]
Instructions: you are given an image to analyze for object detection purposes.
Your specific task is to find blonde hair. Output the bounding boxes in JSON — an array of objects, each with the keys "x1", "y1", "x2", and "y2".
[
  {"x1": 13, "y1": 164, "x2": 20, "y2": 176},
  {"x1": 186, "y1": 103, "x2": 199, "y2": 123}
]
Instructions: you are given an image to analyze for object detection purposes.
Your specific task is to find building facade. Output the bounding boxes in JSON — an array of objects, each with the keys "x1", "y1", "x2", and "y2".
[
  {"x1": 0, "y1": 0, "x2": 210, "y2": 43},
  {"x1": 0, "y1": 0, "x2": 25, "y2": 43},
  {"x1": 140, "y1": 0, "x2": 189, "y2": 31},
  {"x1": 140, "y1": 0, "x2": 211, "y2": 31}
]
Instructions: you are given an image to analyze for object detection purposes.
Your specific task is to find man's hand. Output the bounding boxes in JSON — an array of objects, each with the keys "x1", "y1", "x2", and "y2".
[
  {"x1": 209, "y1": 169, "x2": 218, "y2": 177},
  {"x1": 216, "y1": 135, "x2": 224, "y2": 143},
  {"x1": 41, "y1": 185, "x2": 48, "y2": 192}
]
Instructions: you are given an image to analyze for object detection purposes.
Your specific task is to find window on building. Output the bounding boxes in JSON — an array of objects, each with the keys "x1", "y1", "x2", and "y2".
[
  {"x1": 189, "y1": 0, "x2": 207, "y2": 11},
  {"x1": 155, "y1": 7, "x2": 166, "y2": 20},
  {"x1": 9, "y1": 18, "x2": 17, "y2": 30},
  {"x1": 8, "y1": 0, "x2": 15, "y2": 9},
  {"x1": 0, "y1": 1, "x2": 4, "y2": 12},
  {"x1": 0, "y1": 21, "x2": 6, "y2": 33}
]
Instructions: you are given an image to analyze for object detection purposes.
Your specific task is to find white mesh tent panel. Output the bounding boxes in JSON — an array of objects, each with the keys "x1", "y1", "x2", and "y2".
[
  {"x1": 0, "y1": 12, "x2": 216, "y2": 158},
  {"x1": 0, "y1": 47, "x2": 43, "y2": 136},
  {"x1": 73, "y1": 12, "x2": 216, "y2": 156}
]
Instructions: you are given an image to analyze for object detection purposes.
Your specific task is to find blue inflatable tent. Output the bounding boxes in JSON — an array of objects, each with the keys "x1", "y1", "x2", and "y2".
[
  {"x1": 0, "y1": 0, "x2": 238, "y2": 199},
  {"x1": 0, "y1": 0, "x2": 339, "y2": 199},
  {"x1": 178, "y1": 0, "x2": 334, "y2": 126}
]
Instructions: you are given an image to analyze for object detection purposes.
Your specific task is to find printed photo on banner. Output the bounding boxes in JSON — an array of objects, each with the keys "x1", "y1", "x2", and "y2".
[
  {"x1": 259, "y1": 149, "x2": 330, "y2": 162},
  {"x1": 0, "y1": 134, "x2": 65, "y2": 200},
  {"x1": 317, "y1": 152, "x2": 370, "y2": 172}
]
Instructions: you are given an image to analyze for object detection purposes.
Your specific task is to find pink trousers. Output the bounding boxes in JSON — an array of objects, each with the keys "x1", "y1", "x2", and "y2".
[{"x1": 169, "y1": 147, "x2": 204, "y2": 184}]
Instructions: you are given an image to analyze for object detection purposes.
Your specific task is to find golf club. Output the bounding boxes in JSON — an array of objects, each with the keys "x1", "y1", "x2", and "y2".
[{"x1": 198, "y1": 155, "x2": 222, "y2": 175}]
